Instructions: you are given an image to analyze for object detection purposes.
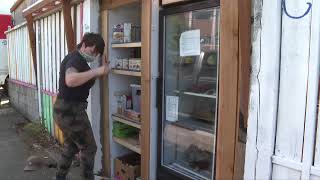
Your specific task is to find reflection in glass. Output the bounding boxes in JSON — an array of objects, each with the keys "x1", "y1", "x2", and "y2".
[{"x1": 162, "y1": 7, "x2": 220, "y2": 180}]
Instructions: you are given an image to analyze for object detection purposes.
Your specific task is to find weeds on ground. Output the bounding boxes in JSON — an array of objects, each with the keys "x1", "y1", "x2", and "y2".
[{"x1": 21, "y1": 122, "x2": 58, "y2": 149}]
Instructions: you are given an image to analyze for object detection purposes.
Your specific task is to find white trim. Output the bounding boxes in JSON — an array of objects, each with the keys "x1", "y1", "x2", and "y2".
[
  {"x1": 5, "y1": 22, "x2": 27, "y2": 34},
  {"x1": 36, "y1": 20, "x2": 42, "y2": 119},
  {"x1": 272, "y1": 156, "x2": 302, "y2": 172},
  {"x1": 22, "y1": 0, "x2": 44, "y2": 14},
  {"x1": 311, "y1": 166, "x2": 320, "y2": 177},
  {"x1": 301, "y1": 0, "x2": 320, "y2": 178}
]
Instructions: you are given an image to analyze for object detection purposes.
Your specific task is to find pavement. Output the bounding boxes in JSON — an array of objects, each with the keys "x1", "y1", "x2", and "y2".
[{"x1": 0, "y1": 95, "x2": 81, "y2": 180}]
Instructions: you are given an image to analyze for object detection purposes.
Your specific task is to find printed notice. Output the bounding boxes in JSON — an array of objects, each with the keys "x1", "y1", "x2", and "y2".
[
  {"x1": 180, "y1": 29, "x2": 201, "y2": 57},
  {"x1": 166, "y1": 96, "x2": 179, "y2": 122}
]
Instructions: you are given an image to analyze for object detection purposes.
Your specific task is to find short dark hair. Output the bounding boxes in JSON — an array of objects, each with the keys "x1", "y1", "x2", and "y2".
[{"x1": 77, "y1": 32, "x2": 105, "y2": 54}]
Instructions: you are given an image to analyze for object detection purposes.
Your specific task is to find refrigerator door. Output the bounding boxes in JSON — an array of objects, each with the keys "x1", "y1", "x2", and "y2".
[{"x1": 161, "y1": 7, "x2": 220, "y2": 180}]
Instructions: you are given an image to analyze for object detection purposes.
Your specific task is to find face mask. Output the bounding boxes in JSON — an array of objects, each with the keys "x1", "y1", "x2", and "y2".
[{"x1": 79, "y1": 50, "x2": 96, "y2": 63}]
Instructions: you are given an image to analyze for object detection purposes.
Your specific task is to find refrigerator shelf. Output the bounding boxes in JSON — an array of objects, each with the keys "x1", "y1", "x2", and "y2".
[
  {"x1": 111, "y1": 42, "x2": 142, "y2": 48},
  {"x1": 171, "y1": 115, "x2": 215, "y2": 134},
  {"x1": 112, "y1": 114, "x2": 141, "y2": 129},
  {"x1": 174, "y1": 90, "x2": 216, "y2": 99},
  {"x1": 111, "y1": 69, "x2": 142, "y2": 77},
  {"x1": 113, "y1": 136, "x2": 141, "y2": 154}
]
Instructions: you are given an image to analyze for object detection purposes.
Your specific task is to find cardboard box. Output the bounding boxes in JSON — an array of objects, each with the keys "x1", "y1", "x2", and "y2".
[
  {"x1": 124, "y1": 109, "x2": 141, "y2": 122},
  {"x1": 115, "y1": 154, "x2": 141, "y2": 180}
]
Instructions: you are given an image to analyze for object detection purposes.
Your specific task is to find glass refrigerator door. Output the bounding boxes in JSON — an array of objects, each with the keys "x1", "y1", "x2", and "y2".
[{"x1": 161, "y1": 7, "x2": 220, "y2": 180}]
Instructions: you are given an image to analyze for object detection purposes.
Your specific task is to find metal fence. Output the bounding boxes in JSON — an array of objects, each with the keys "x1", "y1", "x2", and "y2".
[
  {"x1": 7, "y1": 3, "x2": 82, "y2": 143},
  {"x1": 35, "y1": 4, "x2": 82, "y2": 141},
  {"x1": 6, "y1": 24, "x2": 36, "y2": 86}
]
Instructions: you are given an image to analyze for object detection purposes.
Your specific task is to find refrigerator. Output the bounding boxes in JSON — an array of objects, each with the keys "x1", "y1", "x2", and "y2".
[{"x1": 158, "y1": 1, "x2": 220, "y2": 179}]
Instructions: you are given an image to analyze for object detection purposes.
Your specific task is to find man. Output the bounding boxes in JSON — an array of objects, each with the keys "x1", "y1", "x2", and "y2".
[{"x1": 53, "y1": 33, "x2": 109, "y2": 180}]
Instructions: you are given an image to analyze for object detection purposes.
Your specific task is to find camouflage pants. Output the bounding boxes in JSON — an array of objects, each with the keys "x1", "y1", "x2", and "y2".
[{"x1": 53, "y1": 98, "x2": 97, "y2": 180}]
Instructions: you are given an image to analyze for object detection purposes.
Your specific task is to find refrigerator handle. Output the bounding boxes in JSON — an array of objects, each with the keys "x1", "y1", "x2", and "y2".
[{"x1": 156, "y1": 77, "x2": 163, "y2": 109}]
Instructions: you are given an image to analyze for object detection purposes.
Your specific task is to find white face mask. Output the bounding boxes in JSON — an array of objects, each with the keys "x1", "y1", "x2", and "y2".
[{"x1": 79, "y1": 50, "x2": 100, "y2": 63}]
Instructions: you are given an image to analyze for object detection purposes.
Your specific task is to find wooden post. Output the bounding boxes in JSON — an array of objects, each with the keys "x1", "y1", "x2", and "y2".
[
  {"x1": 141, "y1": 0, "x2": 151, "y2": 179},
  {"x1": 100, "y1": 9, "x2": 111, "y2": 177},
  {"x1": 26, "y1": 15, "x2": 38, "y2": 80},
  {"x1": 215, "y1": 0, "x2": 239, "y2": 179},
  {"x1": 62, "y1": 0, "x2": 76, "y2": 52},
  {"x1": 233, "y1": 0, "x2": 251, "y2": 178}
]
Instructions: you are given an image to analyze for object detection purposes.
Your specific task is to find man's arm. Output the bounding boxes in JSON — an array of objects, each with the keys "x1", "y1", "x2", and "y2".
[{"x1": 65, "y1": 65, "x2": 108, "y2": 87}]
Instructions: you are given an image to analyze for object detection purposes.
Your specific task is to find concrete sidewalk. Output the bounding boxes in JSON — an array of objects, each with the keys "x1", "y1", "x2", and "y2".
[
  {"x1": 0, "y1": 106, "x2": 81, "y2": 180},
  {"x1": 0, "y1": 107, "x2": 56, "y2": 179}
]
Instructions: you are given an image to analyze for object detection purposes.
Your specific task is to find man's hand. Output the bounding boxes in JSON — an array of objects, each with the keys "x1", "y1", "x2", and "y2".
[
  {"x1": 65, "y1": 55, "x2": 110, "y2": 87},
  {"x1": 102, "y1": 54, "x2": 109, "y2": 65},
  {"x1": 95, "y1": 64, "x2": 110, "y2": 76},
  {"x1": 95, "y1": 54, "x2": 110, "y2": 76}
]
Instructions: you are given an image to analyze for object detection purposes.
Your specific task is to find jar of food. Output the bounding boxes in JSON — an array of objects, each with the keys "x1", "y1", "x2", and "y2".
[{"x1": 117, "y1": 96, "x2": 124, "y2": 114}]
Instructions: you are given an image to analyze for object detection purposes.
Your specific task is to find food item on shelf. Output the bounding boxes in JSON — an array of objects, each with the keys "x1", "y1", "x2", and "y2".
[
  {"x1": 121, "y1": 95, "x2": 127, "y2": 114},
  {"x1": 184, "y1": 56, "x2": 194, "y2": 64},
  {"x1": 112, "y1": 122, "x2": 139, "y2": 138},
  {"x1": 113, "y1": 24, "x2": 124, "y2": 42},
  {"x1": 112, "y1": 23, "x2": 141, "y2": 44},
  {"x1": 117, "y1": 96, "x2": 124, "y2": 115},
  {"x1": 115, "y1": 153, "x2": 141, "y2": 180},
  {"x1": 115, "y1": 93, "x2": 131, "y2": 115},
  {"x1": 131, "y1": 84, "x2": 141, "y2": 113},
  {"x1": 126, "y1": 95, "x2": 132, "y2": 109},
  {"x1": 129, "y1": 58, "x2": 141, "y2": 72},
  {"x1": 124, "y1": 23, "x2": 132, "y2": 43},
  {"x1": 191, "y1": 84, "x2": 212, "y2": 94},
  {"x1": 206, "y1": 51, "x2": 217, "y2": 66},
  {"x1": 124, "y1": 109, "x2": 141, "y2": 122},
  {"x1": 115, "y1": 58, "x2": 123, "y2": 69},
  {"x1": 138, "y1": 131, "x2": 141, "y2": 145},
  {"x1": 131, "y1": 25, "x2": 141, "y2": 42},
  {"x1": 184, "y1": 144, "x2": 212, "y2": 171},
  {"x1": 112, "y1": 24, "x2": 124, "y2": 43},
  {"x1": 122, "y1": 58, "x2": 129, "y2": 70}
]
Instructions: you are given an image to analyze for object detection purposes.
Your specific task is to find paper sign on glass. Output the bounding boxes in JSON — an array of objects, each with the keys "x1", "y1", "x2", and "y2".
[
  {"x1": 180, "y1": 29, "x2": 201, "y2": 57},
  {"x1": 166, "y1": 96, "x2": 179, "y2": 122}
]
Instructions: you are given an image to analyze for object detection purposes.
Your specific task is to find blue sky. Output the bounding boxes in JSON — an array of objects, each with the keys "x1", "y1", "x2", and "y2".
[{"x1": 0, "y1": 0, "x2": 15, "y2": 14}]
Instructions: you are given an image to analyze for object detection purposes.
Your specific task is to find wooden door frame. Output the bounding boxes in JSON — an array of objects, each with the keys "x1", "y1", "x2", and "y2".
[
  {"x1": 216, "y1": 0, "x2": 250, "y2": 179},
  {"x1": 100, "y1": 9, "x2": 111, "y2": 177},
  {"x1": 100, "y1": 1, "x2": 152, "y2": 179},
  {"x1": 141, "y1": 0, "x2": 152, "y2": 179}
]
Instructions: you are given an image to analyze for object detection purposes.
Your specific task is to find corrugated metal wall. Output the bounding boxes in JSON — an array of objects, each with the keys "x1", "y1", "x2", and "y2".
[
  {"x1": 35, "y1": 4, "x2": 82, "y2": 143},
  {"x1": 6, "y1": 24, "x2": 36, "y2": 86},
  {"x1": 7, "y1": 3, "x2": 82, "y2": 143}
]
